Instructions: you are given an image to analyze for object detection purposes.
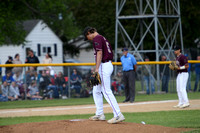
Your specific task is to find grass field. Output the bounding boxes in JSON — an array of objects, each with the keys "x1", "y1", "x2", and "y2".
[
  {"x1": 0, "y1": 110, "x2": 200, "y2": 128},
  {"x1": 0, "y1": 93, "x2": 200, "y2": 132},
  {"x1": 0, "y1": 92, "x2": 199, "y2": 109}
]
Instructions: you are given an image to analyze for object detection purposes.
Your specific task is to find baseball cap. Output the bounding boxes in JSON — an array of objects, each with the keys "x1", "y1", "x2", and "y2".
[
  {"x1": 173, "y1": 45, "x2": 181, "y2": 51},
  {"x1": 83, "y1": 26, "x2": 93, "y2": 41},
  {"x1": 122, "y1": 47, "x2": 128, "y2": 51}
]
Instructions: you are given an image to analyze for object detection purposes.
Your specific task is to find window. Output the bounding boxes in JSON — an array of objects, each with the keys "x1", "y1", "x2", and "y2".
[
  {"x1": 43, "y1": 47, "x2": 46, "y2": 53},
  {"x1": 42, "y1": 45, "x2": 53, "y2": 56},
  {"x1": 47, "y1": 47, "x2": 51, "y2": 53}
]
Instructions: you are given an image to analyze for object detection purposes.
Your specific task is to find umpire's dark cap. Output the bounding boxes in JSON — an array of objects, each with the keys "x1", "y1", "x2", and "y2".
[
  {"x1": 122, "y1": 47, "x2": 128, "y2": 51},
  {"x1": 173, "y1": 45, "x2": 181, "y2": 51},
  {"x1": 83, "y1": 26, "x2": 93, "y2": 41}
]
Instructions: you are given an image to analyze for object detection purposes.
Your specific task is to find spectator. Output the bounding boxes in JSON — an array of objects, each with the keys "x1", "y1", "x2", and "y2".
[
  {"x1": 2, "y1": 71, "x2": 15, "y2": 86},
  {"x1": 55, "y1": 71, "x2": 68, "y2": 99},
  {"x1": 25, "y1": 49, "x2": 40, "y2": 71},
  {"x1": 112, "y1": 70, "x2": 124, "y2": 96},
  {"x1": 5, "y1": 56, "x2": 13, "y2": 74},
  {"x1": 120, "y1": 48, "x2": 137, "y2": 103},
  {"x1": 37, "y1": 70, "x2": 43, "y2": 85},
  {"x1": 28, "y1": 80, "x2": 42, "y2": 100},
  {"x1": 12, "y1": 53, "x2": 23, "y2": 76},
  {"x1": 70, "y1": 69, "x2": 82, "y2": 97},
  {"x1": 46, "y1": 70, "x2": 55, "y2": 85},
  {"x1": 13, "y1": 71, "x2": 24, "y2": 98},
  {"x1": 0, "y1": 59, "x2": 2, "y2": 80},
  {"x1": 43, "y1": 53, "x2": 53, "y2": 70},
  {"x1": 86, "y1": 67, "x2": 95, "y2": 95},
  {"x1": 160, "y1": 55, "x2": 170, "y2": 93},
  {"x1": 9, "y1": 81, "x2": 20, "y2": 100},
  {"x1": 26, "y1": 69, "x2": 37, "y2": 87},
  {"x1": 46, "y1": 70, "x2": 59, "y2": 98},
  {"x1": 39, "y1": 70, "x2": 54, "y2": 99},
  {"x1": 0, "y1": 84, "x2": 8, "y2": 102},
  {"x1": 1, "y1": 81, "x2": 15, "y2": 101},
  {"x1": 142, "y1": 57, "x2": 155, "y2": 94},
  {"x1": 193, "y1": 55, "x2": 200, "y2": 92}
]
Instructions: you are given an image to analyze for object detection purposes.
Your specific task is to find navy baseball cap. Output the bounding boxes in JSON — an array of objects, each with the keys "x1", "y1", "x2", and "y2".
[
  {"x1": 83, "y1": 26, "x2": 93, "y2": 41},
  {"x1": 173, "y1": 45, "x2": 181, "y2": 51},
  {"x1": 122, "y1": 47, "x2": 128, "y2": 51}
]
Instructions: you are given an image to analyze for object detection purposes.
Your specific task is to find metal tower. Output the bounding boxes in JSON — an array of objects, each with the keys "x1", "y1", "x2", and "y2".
[{"x1": 115, "y1": 0, "x2": 184, "y2": 91}]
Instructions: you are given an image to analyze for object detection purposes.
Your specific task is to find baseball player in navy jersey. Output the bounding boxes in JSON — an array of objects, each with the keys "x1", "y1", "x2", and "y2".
[
  {"x1": 173, "y1": 45, "x2": 190, "y2": 108},
  {"x1": 83, "y1": 27, "x2": 125, "y2": 124}
]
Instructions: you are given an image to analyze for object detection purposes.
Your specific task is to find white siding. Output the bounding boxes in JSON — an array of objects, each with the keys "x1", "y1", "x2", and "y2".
[
  {"x1": 0, "y1": 45, "x2": 23, "y2": 75},
  {"x1": 0, "y1": 20, "x2": 63, "y2": 75},
  {"x1": 25, "y1": 20, "x2": 63, "y2": 74}
]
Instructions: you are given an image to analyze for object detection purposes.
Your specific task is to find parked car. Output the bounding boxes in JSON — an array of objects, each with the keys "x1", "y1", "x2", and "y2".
[{"x1": 63, "y1": 59, "x2": 92, "y2": 78}]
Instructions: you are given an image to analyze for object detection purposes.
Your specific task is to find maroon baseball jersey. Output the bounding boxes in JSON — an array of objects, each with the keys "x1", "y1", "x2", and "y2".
[
  {"x1": 176, "y1": 54, "x2": 188, "y2": 73},
  {"x1": 93, "y1": 35, "x2": 113, "y2": 62}
]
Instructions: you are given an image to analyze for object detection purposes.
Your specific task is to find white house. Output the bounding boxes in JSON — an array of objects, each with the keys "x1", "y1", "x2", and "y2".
[{"x1": 0, "y1": 20, "x2": 63, "y2": 75}]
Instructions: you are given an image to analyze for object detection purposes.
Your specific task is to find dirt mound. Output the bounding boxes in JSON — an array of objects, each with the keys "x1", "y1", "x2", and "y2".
[{"x1": 0, "y1": 119, "x2": 192, "y2": 133}]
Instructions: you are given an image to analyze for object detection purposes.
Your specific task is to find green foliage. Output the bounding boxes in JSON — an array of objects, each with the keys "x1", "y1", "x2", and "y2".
[
  {"x1": 180, "y1": 1, "x2": 200, "y2": 48},
  {"x1": 0, "y1": 0, "x2": 81, "y2": 56},
  {"x1": 72, "y1": 0, "x2": 116, "y2": 46},
  {"x1": 0, "y1": 1, "x2": 27, "y2": 44},
  {"x1": 0, "y1": 0, "x2": 200, "y2": 55}
]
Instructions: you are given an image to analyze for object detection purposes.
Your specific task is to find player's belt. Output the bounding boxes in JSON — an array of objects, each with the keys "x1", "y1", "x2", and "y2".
[{"x1": 102, "y1": 60, "x2": 111, "y2": 63}]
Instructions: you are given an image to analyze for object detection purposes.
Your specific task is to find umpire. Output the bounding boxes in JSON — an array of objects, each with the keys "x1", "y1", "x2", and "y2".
[{"x1": 121, "y1": 48, "x2": 137, "y2": 103}]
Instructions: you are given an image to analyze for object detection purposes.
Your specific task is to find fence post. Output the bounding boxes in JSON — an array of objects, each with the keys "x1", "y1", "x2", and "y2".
[
  {"x1": 68, "y1": 67, "x2": 71, "y2": 98},
  {"x1": 24, "y1": 67, "x2": 27, "y2": 100}
]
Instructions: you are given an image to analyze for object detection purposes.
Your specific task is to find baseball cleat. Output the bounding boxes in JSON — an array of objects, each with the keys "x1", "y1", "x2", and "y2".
[
  {"x1": 173, "y1": 104, "x2": 182, "y2": 108},
  {"x1": 89, "y1": 114, "x2": 105, "y2": 121},
  {"x1": 107, "y1": 114, "x2": 125, "y2": 124},
  {"x1": 179, "y1": 103, "x2": 190, "y2": 108}
]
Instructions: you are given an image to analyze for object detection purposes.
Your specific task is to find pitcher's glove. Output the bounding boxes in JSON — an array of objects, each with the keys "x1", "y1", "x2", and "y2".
[
  {"x1": 169, "y1": 61, "x2": 178, "y2": 70},
  {"x1": 90, "y1": 72, "x2": 101, "y2": 87}
]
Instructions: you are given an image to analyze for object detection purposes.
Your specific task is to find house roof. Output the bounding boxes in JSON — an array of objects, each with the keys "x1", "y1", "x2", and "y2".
[
  {"x1": 68, "y1": 35, "x2": 91, "y2": 49},
  {"x1": 22, "y1": 20, "x2": 40, "y2": 35}
]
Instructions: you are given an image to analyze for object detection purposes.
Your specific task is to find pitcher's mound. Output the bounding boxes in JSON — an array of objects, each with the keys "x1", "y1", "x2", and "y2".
[{"x1": 0, "y1": 119, "x2": 193, "y2": 133}]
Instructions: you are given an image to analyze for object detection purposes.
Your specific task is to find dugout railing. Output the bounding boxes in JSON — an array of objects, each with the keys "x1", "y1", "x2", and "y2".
[{"x1": 0, "y1": 60, "x2": 199, "y2": 100}]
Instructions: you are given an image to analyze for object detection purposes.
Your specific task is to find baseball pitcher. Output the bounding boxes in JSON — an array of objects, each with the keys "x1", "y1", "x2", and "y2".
[{"x1": 83, "y1": 27, "x2": 125, "y2": 124}]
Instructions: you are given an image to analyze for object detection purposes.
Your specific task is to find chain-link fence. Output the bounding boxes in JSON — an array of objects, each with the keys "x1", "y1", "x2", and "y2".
[{"x1": 0, "y1": 61, "x2": 199, "y2": 101}]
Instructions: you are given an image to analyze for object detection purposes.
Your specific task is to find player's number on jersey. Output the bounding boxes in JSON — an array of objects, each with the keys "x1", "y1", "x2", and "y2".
[{"x1": 106, "y1": 42, "x2": 111, "y2": 53}]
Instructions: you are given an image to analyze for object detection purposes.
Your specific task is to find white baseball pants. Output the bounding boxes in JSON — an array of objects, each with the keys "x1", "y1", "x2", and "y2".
[
  {"x1": 176, "y1": 72, "x2": 189, "y2": 105},
  {"x1": 93, "y1": 61, "x2": 121, "y2": 117}
]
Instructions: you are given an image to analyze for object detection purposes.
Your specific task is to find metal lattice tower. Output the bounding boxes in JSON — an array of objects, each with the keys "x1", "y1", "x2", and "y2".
[{"x1": 115, "y1": 0, "x2": 184, "y2": 91}]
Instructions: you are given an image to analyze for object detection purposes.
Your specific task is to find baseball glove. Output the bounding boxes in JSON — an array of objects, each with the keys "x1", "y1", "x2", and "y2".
[
  {"x1": 90, "y1": 72, "x2": 101, "y2": 87},
  {"x1": 169, "y1": 61, "x2": 178, "y2": 70}
]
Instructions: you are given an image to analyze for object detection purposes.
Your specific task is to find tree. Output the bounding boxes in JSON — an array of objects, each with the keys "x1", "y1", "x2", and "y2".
[
  {"x1": 1, "y1": 0, "x2": 200, "y2": 57},
  {"x1": 0, "y1": 0, "x2": 81, "y2": 56},
  {"x1": 72, "y1": 0, "x2": 116, "y2": 47}
]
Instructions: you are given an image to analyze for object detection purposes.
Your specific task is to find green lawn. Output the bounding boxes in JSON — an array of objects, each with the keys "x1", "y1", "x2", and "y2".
[
  {"x1": 0, "y1": 92, "x2": 199, "y2": 131},
  {"x1": 0, "y1": 93, "x2": 199, "y2": 109},
  {"x1": 0, "y1": 110, "x2": 200, "y2": 130}
]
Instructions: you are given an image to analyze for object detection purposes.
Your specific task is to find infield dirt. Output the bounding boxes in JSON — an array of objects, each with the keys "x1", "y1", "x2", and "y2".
[{"x1": 0, "y1": 99, "x2": 199, "y2": 133}]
